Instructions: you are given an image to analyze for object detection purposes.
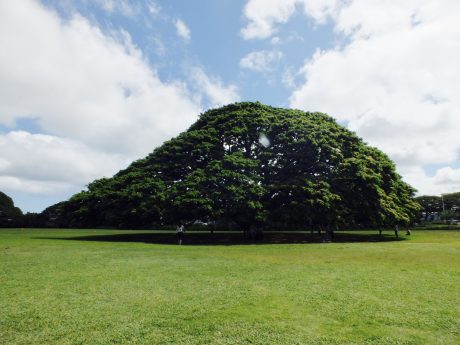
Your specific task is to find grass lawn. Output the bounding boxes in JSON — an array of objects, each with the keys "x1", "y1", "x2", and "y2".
[{"x1": 1, "y1": 229, "x2": 459, "y2": 344}]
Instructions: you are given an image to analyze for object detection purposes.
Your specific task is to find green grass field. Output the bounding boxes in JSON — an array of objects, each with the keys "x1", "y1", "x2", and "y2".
[{"x1": 1, "y1": 229, "x2": 459, "y2": 344}]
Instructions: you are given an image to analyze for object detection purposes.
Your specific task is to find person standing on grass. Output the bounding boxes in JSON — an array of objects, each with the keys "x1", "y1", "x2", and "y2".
[
  {"x1": 394, "y1": 224, "x2": 399, "y2": 238},
  {"x1": 177, "y1": 224, "x2": 185, "y2": 245}
]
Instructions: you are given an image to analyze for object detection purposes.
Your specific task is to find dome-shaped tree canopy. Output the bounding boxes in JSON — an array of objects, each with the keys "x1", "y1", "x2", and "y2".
[{"x1": 47, "y1": 102, "x2": 420, "y2": 229}]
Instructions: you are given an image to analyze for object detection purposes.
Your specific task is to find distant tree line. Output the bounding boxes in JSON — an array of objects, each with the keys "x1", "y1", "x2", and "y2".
[
  {"x1": 2, "y1": 103, "x2": 422, "y2": 231},
  {"x1": 415, "y1": 192, "x2": 460, "y2": 223}
]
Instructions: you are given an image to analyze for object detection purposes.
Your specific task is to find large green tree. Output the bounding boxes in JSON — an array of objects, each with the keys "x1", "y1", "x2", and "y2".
[{"x1": 45, "y1": 102, "x2": 420, "y2": 230}]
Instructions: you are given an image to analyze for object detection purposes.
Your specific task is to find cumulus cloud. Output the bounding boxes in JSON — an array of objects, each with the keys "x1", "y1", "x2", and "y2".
[
  {"x1": 175, "y1": 18, "x2": 191, "y2": 41},
  {"x1": 402, "y1": 167, "x2": 460, "y2": 196},
  {"x1": 240, "y1": 50, "x2": 283, "y2": 72},
  {"x1": 147, "y1": 0, "x2": 160, "y2": 16},
  {"x1": 0, "y1": 0, "x2": 201, "y2": 156},
  {"x1": 288, "y1": 0, "x2": 460, "y2": 195},
  {"x1": 94, "y1": 0, "x2": 141, "y2": 18},
  {"x1": 242, "y1": 0, "x2": 460, "y2": 195},
  {"x1": 190, "y1": 68, "x2": 240, "y2": 108},
  {"x1": 0, "y1": 131, "x2": 127, "y2": 194},
  {"x1": 0, "y1": 0, "x2": 207, "y2": 210},
  {"x1": 281, "y1": 67, "x2": 300, "y2": 88},
  {"x1": 241, "y1": 0, "x2": 339, "y2": 39}
]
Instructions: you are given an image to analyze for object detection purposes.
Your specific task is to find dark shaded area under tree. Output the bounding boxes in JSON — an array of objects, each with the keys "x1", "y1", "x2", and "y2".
[{"x1": 34, "y1": 230, "x2": 407, "y2": 246}]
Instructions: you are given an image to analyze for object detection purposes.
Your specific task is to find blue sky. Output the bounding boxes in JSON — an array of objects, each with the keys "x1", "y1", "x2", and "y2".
[
  {"x1": 43, "y1": 0, "x2": 337, "y2": 107},
  {"x1": 1, "y1": 0, "x2": 460, "y2": 212},
  {"x1": 44, "y1": 0, "x2": 341, "y2": 107}
]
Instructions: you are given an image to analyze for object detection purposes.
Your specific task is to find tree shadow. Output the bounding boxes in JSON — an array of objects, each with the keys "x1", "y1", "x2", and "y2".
[{"x1": 34, "y1": 231, "x2": 407, "y2": 246}]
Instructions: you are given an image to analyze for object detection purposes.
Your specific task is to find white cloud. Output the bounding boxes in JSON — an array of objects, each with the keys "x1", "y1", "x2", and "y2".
[
  {"x1": 0, "y1": 176, "x2": 71, "y2": 196},
  {"x1": 241, "y1": 0, "x2": 296, "y2": 40},
  {"x1": 0, "y1": 0, "x2": 203, "y2": 210},
  {"x1": 175, "y1": 18, "x2": 191, "y2": 41},
  {"x1": 0, "y1": 131, "x2": 126, "y2": 194},
  {"x1": 281, "y1": 67, "x2": 299, "y2": 88},
  {"x1": 401, "y1": 167, "x2": 460, "y2": 196},
  {"x1": 241, "y1": 0, "x2": 339, "y2": 39},
  {"x1": 433, "y1": 167, "x2": 460, "y2": 187},
  {"x1": 271, "y1": 36, "x2": 281, "y2": 45},
  {"x1": 149, "y1": 35, "x2": 167, "y2": 56},
  {"x1": 240, "y1": 50, "x2": 283, "y2": 72},
  {"x1": 0, "y1": 0, "x2": 201, "y2": 155},
  {"x1": 147, "y1": 0, "x2": 160, "y2": 16},
  {"x1": 287, "y1": 0, "x2": 460, "y2": 195},
  {"x1": 190, "y1": 68, "x2": 240, "y2": 108},
  {"x1": 94, "y1": 0, "x2": 141, "y2": 18}
]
